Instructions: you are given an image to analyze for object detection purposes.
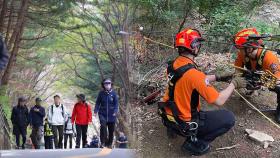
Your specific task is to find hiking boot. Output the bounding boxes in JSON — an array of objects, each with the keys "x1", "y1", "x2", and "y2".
[
  {"x1": 75, "y1": 145, "x2": 80, "y2": 149},
  {"x1": 276, "y1": 106, "x2": 280, "y2": 123},
  {"x1": 181, "y1": 138, "x2": 210, "y2": 156},
  {"x1": 166, "y1": 128, "x2": 177, "y2": 139}
]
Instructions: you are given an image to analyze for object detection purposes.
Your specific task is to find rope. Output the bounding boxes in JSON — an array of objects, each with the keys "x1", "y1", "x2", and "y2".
[
  {"x1": 234, "y1": 90, "x2": 280, "y2": 129},
  {"x1": 142, "y1": 36, "x2": 280, "y2": 129}
]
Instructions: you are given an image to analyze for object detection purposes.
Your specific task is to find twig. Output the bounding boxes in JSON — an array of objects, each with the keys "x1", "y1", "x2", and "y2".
[{"x1": 216, "y1": 144, "x2": 240, "y2": 151}]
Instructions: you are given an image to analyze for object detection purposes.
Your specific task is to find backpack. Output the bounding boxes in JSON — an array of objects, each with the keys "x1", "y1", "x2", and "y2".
[{"x1": 51, "y1": 104, "x2": 65, "y2": 118}]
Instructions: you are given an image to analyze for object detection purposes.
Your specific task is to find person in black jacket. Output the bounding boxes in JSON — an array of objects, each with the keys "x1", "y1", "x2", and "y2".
[
  {"x1": 11, "y1": 97, "x2": 29, "y2": 149},
  {"x1": 29, "y1": 98, "x2": 45, "y2": 149}
]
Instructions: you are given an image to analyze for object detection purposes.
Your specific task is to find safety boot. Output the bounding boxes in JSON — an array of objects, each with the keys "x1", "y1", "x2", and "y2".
[{"x1": 181, "y1": 138, "x2": 210, "y2": 156}]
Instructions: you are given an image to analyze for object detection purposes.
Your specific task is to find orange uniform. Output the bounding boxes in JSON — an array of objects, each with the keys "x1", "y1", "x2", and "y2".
[
  {"x1": 234, "y1": 48, "x2": 280, "y2": 79},
  {"x1": 162, "y1": 56, "x2": 219, "y2": 121}
]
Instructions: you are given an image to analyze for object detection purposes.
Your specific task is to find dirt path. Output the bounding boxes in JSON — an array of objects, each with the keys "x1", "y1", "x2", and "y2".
[{"x1": 136, "y1": 86, "x2": 280, "y2": 158}]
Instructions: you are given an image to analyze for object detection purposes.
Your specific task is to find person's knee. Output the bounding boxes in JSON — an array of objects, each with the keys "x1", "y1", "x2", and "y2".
[{"x1": 221, "y1": 110, "x2": 235, "y2": 129}]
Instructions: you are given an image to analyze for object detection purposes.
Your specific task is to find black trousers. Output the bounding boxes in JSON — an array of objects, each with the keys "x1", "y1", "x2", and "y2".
[
  {"x1": 76, "y1": 125, "x2": 88, "y2": 148},
  {"x1": 51, "y1": 125, "x2": 64, "y2": 149},
  {"x1": 196, "y1": 109, "x2": 235, "y2": 143},
  {"x1": 100, "y1": 122, "x2": 115, "y2": 146},
  {"x1": 44, "y1": 136, "x2": 54, "y2": 149},
  {"x1": 64, "y1": 134, "x2": 73, "y2": 149},
  {"x1": 14, "y1": 126, "x2": 27, "y2": 147}
]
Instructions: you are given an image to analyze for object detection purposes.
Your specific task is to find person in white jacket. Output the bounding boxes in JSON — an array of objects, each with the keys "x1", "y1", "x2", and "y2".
[
  {"x1": 47, "y1": 95, "x2": 67, "y2": 149},
  {"x1": 64, "y1": 114, "x2": 76, "y2": 149}
]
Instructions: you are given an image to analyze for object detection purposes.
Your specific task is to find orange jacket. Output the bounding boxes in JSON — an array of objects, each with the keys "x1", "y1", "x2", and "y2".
[
  {"x1": 235, "y1": 48, "x2": 280, "y2": 79},
  {"x1": 162, "y1": 56, "x2": 219, "y2": 121}
]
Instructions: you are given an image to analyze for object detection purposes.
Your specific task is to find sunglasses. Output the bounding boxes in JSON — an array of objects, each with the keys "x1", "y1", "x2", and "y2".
[{"x1": 104, "y1": 82, "x2": 111, "y2": 84}]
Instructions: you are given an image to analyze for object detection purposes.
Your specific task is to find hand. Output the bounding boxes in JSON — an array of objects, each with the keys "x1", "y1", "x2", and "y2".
[
  {"x1": 215, "y1": 71, "x2": 234, "y2": 82},
  {"x1": 231, "y1": 76, "x2": 248, "y2": 89},
  {"x1": 34, "y1": 108, "x2": 40, "y2": 112},
  {"x1": 94, "y1": 113, "x2": 97, "y2": 117},
  {"x1": 113, "y1": 113, "x2": 116, "y2": 116}
]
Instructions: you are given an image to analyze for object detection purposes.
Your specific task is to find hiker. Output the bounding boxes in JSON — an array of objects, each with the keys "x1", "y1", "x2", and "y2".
[
  {"x1": 89, "y1": 135, "x2": 99, "y2": 148},
  {"x1": 158, "y1": 28, "x2": 248, "y2": 156},
  {"x1": 94, "y1": 78, "x2": 119, "y2": 148},
  {"x1": 64, "y1": 114, "x2": 75, "y2": 149},
  {"x1": 117, "y1": 132, "x2": 128, "y2": 148},
  {"x1": 71, "y1": 94, "x2": 92, "y2": 148},
  {"x1": 30, "y1": 97, "x2": 45, "y2": 149},
  {"x1": 11, "y1": 97, "x2": 29, "y2": 149},
  {"x1": 44, "y1": 118, "x2": 54, "y2": 149},
  {"x1": 47, "y1": 95, "x2": 67, "y2": 149},
  {"x1": 230, "y1": 28, "x2": 280, "y2": 123}
]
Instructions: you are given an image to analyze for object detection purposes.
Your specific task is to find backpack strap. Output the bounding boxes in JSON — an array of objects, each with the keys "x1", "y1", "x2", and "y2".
[
  {"x1": 164, "y1": 61, "x2": 198, "y2": 124},
  {"x1": 256, "y1": 48, "x2": 267, "y2": 70}
]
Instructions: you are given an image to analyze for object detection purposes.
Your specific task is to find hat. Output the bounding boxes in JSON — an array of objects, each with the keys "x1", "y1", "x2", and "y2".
[
  {"x1": 18, "y1": 97, "x2": 26, "y2": 102},
  {"x1": 76, "y1": 94, "x2": 86, "y2": 102},
  {"x1": 103, "y1": 78, "x2": 112, "y2": 84},
  {"x1": 35, "y1": 97, "x2": 42, "y2": 102}
]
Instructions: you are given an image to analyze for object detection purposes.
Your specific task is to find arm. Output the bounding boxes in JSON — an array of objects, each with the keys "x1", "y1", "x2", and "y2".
[
  {"x1": 206, "y1": 75, "x2": 216, "y2": 82},
  {"x1": 94, "y1": 92, "x2": 101, "y2": 114},
  {"x1": 71, "y1": 105, "x2": 76, "y2": 124},
  {"x1": 38, "y1": 107, "x2": 46, "y2": 118},
  {"x1": 29, "y1": 109, "x2": 33, "y2": 126},
  {"x1": 11, "y1": 107, "x2": 15, "y2": 125},
  {"x1": 87, "y1": 103, "x2": 92, "y2": 123},
  {"x1": 213, "y1": 83, "x2": 235, "y2": 106},
  {"x1": 26, "y1": 107, "x2": 30, "y2": 125},
  {"x1": 47, "y1": 106, "x2": 52, "y2": 123},
  {"x1": 113, "y1": 92, "x2": 119, "y2": 115}
]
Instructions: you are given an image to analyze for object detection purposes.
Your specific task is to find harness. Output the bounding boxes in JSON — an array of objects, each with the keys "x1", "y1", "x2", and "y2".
[
  {"x1": 158, "y1": 58, "x2": 200, "y2": 139},
  {"x1": 245, "y1": 48, "x2": 267, "y2": 71}
]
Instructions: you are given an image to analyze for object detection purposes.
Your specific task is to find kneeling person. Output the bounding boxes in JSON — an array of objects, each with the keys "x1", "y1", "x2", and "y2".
[{"x1": 160, "y1": 28, "x2": 247, "y2": 156}]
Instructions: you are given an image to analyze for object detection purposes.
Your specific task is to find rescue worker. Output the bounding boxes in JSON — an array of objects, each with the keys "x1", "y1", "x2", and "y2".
[
  {"x1": 44, "y1": 118, "x2": 54, "y2": 149},
  {"x1": 160, "y1": 28, "x2": 248, "y2": 155},
  {"x1": 231, "y1": 28, "x2": 280, "y2": 123}
]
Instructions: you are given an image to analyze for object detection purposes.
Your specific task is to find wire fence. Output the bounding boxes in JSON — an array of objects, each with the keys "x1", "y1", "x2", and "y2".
[{"x1": 0, "y1": 105, "x2": 11, "y2": 149}]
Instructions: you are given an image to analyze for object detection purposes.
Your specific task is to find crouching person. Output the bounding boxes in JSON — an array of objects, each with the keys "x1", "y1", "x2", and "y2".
[{"x1": 159, "y1": 28, "x2": 248, "y2": 156}]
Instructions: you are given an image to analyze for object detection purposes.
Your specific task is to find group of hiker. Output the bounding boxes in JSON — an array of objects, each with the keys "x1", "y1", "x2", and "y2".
[
  {"x1": 159, "y1": 27, "x2": 280, "y2": 156},
  {"x1": 11, "y1": 78, "x2": 128, "y2": 149}
]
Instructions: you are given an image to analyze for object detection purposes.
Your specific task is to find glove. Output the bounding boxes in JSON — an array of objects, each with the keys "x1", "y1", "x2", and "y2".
[
  {"x1": 231, "y1": 76, "x2": 248, "y2": 89},
  {"x1": 215, "y1": 71, "x2": 234, "y2": 82}
]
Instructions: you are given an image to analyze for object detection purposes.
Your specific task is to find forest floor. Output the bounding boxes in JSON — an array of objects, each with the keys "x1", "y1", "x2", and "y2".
[{"x1": 134, "y1": 83, "x2": 280, "y2": 158}]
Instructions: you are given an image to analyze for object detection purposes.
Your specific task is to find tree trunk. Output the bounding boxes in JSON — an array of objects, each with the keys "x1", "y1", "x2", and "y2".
[
  {"x1": 0, "y1": 0, "x2": 8, "y2": 33},
  {"x1": 2, "y1": 0, "x2": 29, "y2": 85}
]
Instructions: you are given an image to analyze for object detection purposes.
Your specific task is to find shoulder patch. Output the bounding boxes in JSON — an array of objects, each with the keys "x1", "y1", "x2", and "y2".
[{"x1": 205, "y1": 78, "x2": 210, "y2": 86}]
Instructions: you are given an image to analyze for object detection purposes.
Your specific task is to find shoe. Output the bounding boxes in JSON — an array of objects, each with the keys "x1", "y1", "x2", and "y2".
[
  {"x1": 21, "y1": 144, "x2": 25, "y2": 150},
  {"x1": 75, "y1": 145, "x2": 80, "y2": 149},
  {"x1": 181, "y1": 138, "x2": 210, "y2": 156},
  {"x1": 275, "y1": 106, "x2": 280, "y2": 123},
  {"x1": 166, "y1": 128, "x2": 177, "y2": 139},
  {"x1": 15, "y1": 146, "x2": 20, "y2": 149}
]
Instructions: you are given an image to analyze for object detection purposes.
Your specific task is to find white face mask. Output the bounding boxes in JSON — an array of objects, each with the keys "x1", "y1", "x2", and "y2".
[{"x1": 104, "y1": 84, "x2": 112, "y2": 90}]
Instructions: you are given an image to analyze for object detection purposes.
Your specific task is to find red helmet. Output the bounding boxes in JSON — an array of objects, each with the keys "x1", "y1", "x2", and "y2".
[
  {"x1": 175, "y1": 28, "x2": 204, "y2": 52},
  {"x1": 234, "y1": 28, "x2": 263, "y2": 49}
]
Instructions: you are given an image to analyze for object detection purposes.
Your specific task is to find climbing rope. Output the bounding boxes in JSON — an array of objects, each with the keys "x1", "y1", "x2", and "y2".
[{"x1": 142, "y1": 35, "x2": 280, "y2": 129}]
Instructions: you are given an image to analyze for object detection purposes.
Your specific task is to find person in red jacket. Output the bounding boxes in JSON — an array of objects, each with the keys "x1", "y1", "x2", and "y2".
[{"x1": 71, "y1": 94, "x2": 92, "y2": 148}]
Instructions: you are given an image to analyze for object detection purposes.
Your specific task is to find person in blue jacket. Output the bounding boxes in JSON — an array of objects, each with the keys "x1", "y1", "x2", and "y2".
[{"x1": 94, "y1": 78, "x2": 118, "y2": 148}]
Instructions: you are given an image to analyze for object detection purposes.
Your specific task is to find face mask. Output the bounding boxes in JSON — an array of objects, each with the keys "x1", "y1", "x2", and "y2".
[{"x1": 104, "y1": 84, "x2": 112, "y2": 91}]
